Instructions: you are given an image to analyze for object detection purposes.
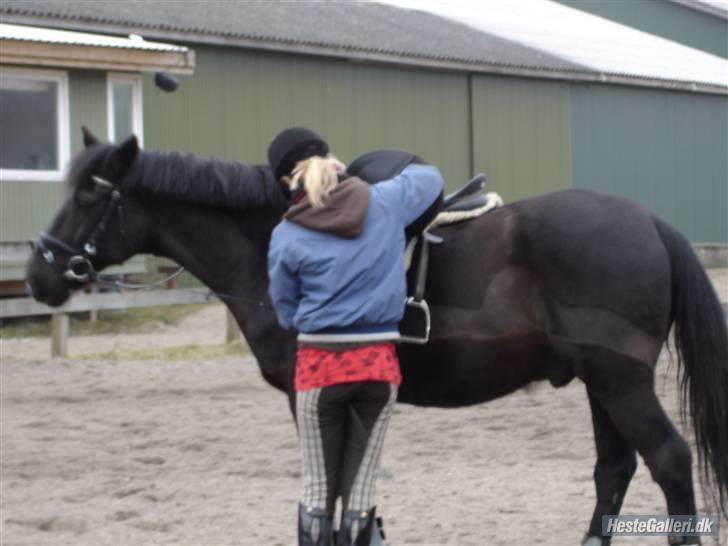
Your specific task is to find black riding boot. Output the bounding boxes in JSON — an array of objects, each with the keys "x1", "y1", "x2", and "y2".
[
  {"x1": 299, "y1": 504, "x2": 334, "y2": 546},
  {"x1": 337, "y1": 507, "x2": 377, "y2": 546}
]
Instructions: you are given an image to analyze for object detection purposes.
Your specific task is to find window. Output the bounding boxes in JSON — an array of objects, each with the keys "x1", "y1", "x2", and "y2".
[
  {"x1": 0, "y1": 68, "x2": 69, "y2": 181},
  {"x1": 107, "y1": 73, "x2": 143, "y2": 146}
]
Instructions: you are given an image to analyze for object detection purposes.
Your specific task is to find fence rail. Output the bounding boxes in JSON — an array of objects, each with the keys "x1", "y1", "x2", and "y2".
[
  {"x1": 2, "y1": 290, "x2": 726, "y2": 359},
  {"x1": 1, "y1": 289, "x2": 240, "y2": 357},
  {"x1": 0, "y1": 288, "x2": 214, "y2": 319}
]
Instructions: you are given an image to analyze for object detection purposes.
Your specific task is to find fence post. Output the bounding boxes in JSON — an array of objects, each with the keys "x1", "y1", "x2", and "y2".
[
  {"x1": 51, "y1": 313, "x2": 69, "y2": 358},
  {"x1": 89, "y1": 285, "x2": 99, "y2": 323},
  {"x1": 225, "y1": 309, "x2": 240, "y2": 343}
]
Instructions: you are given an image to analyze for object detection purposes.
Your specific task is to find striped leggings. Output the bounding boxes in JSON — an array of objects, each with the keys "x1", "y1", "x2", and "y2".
[{"x1": 296, "y1": 381, "x2": 397, "y2": 514}]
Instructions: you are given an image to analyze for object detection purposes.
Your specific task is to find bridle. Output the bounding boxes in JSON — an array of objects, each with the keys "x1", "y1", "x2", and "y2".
[
  {"x1": 33, "y1": 175, "x2": 184, "y2": 290},
  {"x1": 33, "y1": 174, "x2": 270, "y2": 307}
]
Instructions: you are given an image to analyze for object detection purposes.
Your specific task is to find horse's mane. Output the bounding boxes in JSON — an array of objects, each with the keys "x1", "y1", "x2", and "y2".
[{"x1": 67, "y1": 144, "x2": 287, "y2": 210}]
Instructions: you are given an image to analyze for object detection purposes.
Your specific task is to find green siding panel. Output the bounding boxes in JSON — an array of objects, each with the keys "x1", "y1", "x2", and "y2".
[
  {"x1": 471, "y1": 75, "x2": 572, "y2": 203},
  {"x1": 0, "y1": 181, "x2": 65, "y2": 242},
  {"x1": 68, "y1": 69, "x2": 108, "y2": 155},
  {"x1": 571, "y1": 84, "x2": 728, "y2": 243},
  {"x1": 143, "y1": 45, "x2": 471, "y2": 190},
  {"x1": 554, "y1": 0, "x2": 728, "y2": 59}
]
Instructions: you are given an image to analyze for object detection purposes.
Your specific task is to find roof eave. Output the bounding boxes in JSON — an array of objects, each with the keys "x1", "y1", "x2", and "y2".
[{"x1": 0, "y1": 38, "x2": 195, "y2": 74}]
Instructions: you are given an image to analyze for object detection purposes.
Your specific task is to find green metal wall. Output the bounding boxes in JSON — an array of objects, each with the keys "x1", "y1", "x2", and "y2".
[
  {"x1": 555, "y1": 0, "x2": 728, "y2": 59},
  {"x1": 571, "y1": 83, "x2": 728, "y2": 243},
  {"x1": 143, "y1": 45, "x2": 471, "y2": 189},
  {"x1": 142, "y1": 45, "x2": 473, "y2": 283},
  {"x1": 471, "y1": 75, "x2": 572, "y2": 202}
]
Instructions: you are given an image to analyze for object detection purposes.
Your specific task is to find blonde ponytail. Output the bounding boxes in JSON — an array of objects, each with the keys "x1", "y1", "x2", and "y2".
[{"x1": 290, "y1": 155, "x2": 339, "y2": 208}]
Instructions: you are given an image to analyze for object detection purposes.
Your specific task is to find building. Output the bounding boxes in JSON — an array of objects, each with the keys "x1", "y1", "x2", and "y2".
[
  {"x1": 0, "y1": 20, "x2": 194, "y2": 292},
  {"x1": 1, "y1": 0, "x2": 726, "y2": 292}
]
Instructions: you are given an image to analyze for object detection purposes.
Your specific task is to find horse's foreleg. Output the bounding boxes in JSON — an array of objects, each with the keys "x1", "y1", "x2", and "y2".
[{"x1": 582, "y1": 389, "x2": 637, "y2": 546}]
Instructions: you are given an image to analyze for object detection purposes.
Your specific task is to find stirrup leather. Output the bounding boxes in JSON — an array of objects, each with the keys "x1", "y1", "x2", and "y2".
[{"x1": 400, "y1": 232, "x2": 441, "y2": 344}]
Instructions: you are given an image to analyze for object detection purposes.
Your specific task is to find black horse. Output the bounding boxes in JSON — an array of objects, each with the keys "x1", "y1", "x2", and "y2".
[{"x1": 25, "y1": 131, "x2": 728, "y2": 545}]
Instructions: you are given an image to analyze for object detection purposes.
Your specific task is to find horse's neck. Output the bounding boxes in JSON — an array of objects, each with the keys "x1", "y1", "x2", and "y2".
[{"x1": 149, "y1": 202, "x2": 294, "y2": 392}]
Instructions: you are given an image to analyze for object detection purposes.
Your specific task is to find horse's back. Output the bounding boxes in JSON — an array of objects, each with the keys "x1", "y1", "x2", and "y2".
[{"x1": 429, "y1": 188, "x2": 672, "y2": 366}]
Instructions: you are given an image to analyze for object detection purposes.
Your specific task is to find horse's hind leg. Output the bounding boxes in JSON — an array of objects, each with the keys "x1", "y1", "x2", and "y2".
[
  {"x1": 582, "y1": 390, "x2": 637, "y2": 546},
  {"x1": 587, "y1": 354, "x2": 699, "y2": 545}
]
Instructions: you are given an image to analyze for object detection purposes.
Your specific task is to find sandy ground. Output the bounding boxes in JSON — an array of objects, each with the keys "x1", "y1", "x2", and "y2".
[{"x1": 1, "y1": 271, "x2": 726, "y2": 546}]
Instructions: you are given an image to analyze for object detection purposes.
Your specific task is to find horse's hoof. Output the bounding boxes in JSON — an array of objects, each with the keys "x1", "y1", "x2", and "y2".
[{"x1": 582, "y1": 536, "x2": 607, "y2": 546}]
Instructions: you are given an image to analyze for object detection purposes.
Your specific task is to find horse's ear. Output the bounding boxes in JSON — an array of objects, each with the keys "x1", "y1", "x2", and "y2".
[
  {"x1": 116, "y1": 134, "x2": 139, "y2": 166},
  {"x1": 82, "y1": 126, "x2": 100, "y2": 147}
]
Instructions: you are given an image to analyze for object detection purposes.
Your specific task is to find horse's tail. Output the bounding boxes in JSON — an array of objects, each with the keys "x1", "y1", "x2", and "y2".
[{"x1": 656, "y1": 219, "x2": 728, "y2": 513}]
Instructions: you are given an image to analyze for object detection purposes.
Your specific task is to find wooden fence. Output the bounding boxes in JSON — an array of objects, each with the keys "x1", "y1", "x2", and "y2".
[
  {"x1": 2, "y1": 288, "x2": 726, "y2": 359},
  {"x1": 0, "y1": 289, "x2": 240, "y2": 357}
]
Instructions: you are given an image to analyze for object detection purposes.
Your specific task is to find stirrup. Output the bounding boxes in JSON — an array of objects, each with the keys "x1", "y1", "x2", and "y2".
[
  {"x1": 299, "y1": 504, "x2": 333, "y2": 546},
  {"x1": 399, "y1": 297, "x2": 431, "y2": 344},
  {"x1": 399, "y1": 230, "x2": 438, "y2": 344}
]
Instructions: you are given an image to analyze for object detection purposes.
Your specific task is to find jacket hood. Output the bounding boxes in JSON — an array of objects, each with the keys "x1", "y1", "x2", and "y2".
[{"x1": 284, "y1": 176, "x2": 370, "y2": 238}]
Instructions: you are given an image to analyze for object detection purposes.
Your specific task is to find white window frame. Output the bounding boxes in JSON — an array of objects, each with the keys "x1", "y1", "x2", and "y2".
[
  {"x1": 0, "y1": 67, "x2": 70, "y2": 182},
  {"x1": 106, "y1": 72, "x2": 144, "y2": 147}
]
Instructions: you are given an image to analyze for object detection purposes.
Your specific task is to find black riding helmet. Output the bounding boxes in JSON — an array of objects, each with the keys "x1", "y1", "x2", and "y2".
[{"x1": 267, "y1": 127, "x2": 329, "y2": 180}]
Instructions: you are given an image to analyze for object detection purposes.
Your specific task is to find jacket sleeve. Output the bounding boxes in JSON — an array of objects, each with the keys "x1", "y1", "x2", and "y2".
[
  {"x1": 267, "y1": 227, "x2": 301, "y2": 330},
  {"x1": 373, "y1": 164, "x2": 444, "y2": 226}
]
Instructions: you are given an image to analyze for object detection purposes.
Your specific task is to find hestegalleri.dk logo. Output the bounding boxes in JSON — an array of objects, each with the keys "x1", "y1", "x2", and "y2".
[{"x1": 602, "y1": 515, "x2": 720, "y2": 537}]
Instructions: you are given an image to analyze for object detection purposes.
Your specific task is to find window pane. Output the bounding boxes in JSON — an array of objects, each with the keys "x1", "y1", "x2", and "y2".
[
  {"x1": 0, "y1": 76, "x2": 58, "y2": 170},
  {"x1": 112, "y1": 82, "x2": 134, "y2": 142}
]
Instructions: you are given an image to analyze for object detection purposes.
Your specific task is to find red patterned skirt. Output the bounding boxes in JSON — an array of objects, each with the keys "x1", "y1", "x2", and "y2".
[{"x1": 295, "y1": 342, "x2": 401, "y2": 391}]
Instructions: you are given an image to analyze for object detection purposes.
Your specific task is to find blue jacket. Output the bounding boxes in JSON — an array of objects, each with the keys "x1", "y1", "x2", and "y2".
[{"x1": 267, "y1": 164, "x2": 444, "y2": 340}]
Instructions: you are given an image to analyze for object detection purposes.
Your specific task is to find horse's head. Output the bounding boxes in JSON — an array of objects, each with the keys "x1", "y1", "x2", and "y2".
[{"x1": 25, "y1": 127, "x2": 154, "y2": 306}]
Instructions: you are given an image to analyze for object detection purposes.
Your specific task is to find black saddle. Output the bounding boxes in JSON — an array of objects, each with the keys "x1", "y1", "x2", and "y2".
[
  {"x1": 347, "y1": 149, "x2": 490, "y2": 344},
  {"x1": 347, "y1": 149, "x2": 489, "y2": 225}
]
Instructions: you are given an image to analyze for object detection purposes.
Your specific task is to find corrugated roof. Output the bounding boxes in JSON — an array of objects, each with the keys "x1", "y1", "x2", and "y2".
[
  {"x1": 0, "y1": 0, "x2": 726, "y2": 93},
  {"x1": 0, "y1": 22, "x2": 187, "y2": 52},
  {"x1": 0, "y1": 0, "x2": 589, "y2": 74},
  {"x1": 383, "y1": 0, "x2": 728, "y2": 91}
]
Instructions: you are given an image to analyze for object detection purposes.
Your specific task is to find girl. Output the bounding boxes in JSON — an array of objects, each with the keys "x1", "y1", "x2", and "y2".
[{"x1": 267, "y1": 127, "x2": 443, "y2": 546}]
